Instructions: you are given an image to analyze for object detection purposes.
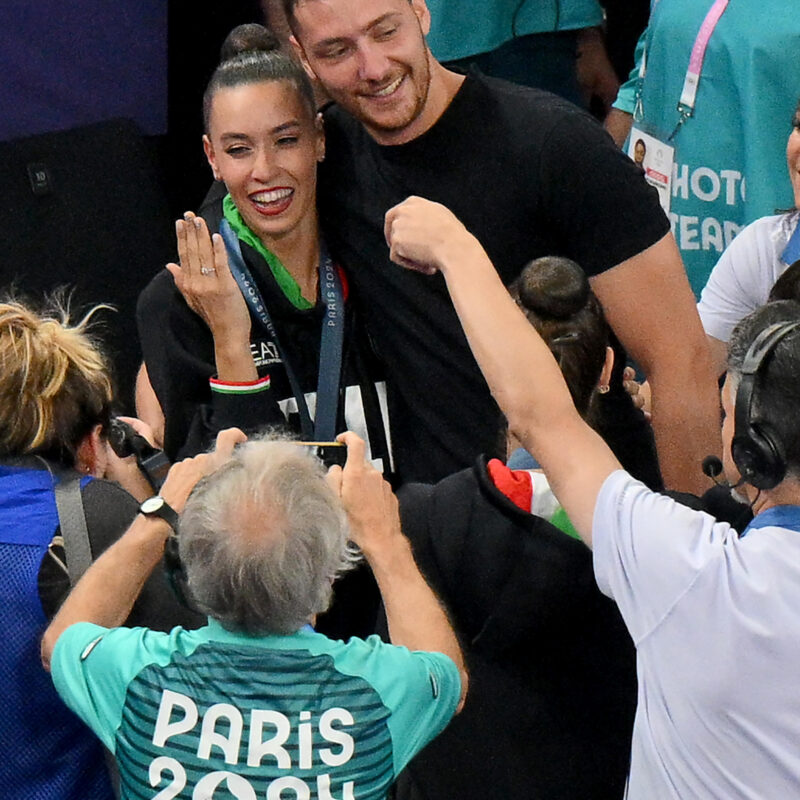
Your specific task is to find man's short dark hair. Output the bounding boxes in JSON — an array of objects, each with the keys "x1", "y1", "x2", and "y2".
[
  {"x1": 768, "y1": 261, "x2": 800, "y2": 303},
  {"x1": 727, "y1": 300, "x2": 800, "y2": 479},
  {"x1": 283, "y1": 0, "x2": 415, "y2": 36}
]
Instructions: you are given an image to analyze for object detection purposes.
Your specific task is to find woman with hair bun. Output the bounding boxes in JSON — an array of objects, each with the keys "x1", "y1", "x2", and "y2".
[
  {"x1": 510, "y1": 255, "x2": 663, "y2": 489},
  {"x1": 391, "y1": 256, "x2": 637, "y2": 800},
  {"x1": 510, "y1": 255, "x2": 612, "y2": 426},
  {"x1": 138, "y1": 24, "x2": 391, "y2": 478},
  {"x1": 0, "y1": 297, "x2": 200, "y2": 800}
]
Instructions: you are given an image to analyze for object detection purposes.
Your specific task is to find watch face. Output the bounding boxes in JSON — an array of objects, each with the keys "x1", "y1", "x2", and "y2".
[{"x1": 141, "y1": 496, "x2": 164, "y2": 514}]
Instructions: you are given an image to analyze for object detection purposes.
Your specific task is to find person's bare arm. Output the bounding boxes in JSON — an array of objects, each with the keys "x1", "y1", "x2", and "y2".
[
  {"x1": 384, "y1": 197, "x2": 621, "y2": 543},
  {"x1": 135, "y1": 363, "x2": 165, "y2": 449},
  {"x1": 41, "y1": 429, "x2": 246, "y2": 670},
  {"x1": 329, "y1": 432, "x2": 468, "y2": 711},
  {"x1": 604, "y1": 108, "x2": 633, "y2": 147},
  {"x1": 590, "y1": 233, "x2": 720, "y2": 493},
  {"x1": 707, "y1": 333, "x2": 729, "y2": 378}
]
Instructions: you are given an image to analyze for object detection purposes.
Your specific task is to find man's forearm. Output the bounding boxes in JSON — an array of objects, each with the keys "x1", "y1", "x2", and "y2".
[
  {"x1": 41, "y1": 514, "x2": 169, "y2": 669},
  {"x1": 649, "y1": 365, "x2": 720, "y2": 493},
  {"x1": 590, "y1": 233, "x2": 720, "y2": 494},
  {"x1": 366, "y1": 536, "x2": 468, "y2": 707}
]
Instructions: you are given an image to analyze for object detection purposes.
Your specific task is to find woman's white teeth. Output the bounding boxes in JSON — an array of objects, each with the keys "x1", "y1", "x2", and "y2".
[
  {"x1": 252, "y1": 188, "x2": 293, "y2": 204},
  {"x1": 374, "y1": 76, "x2": 403, "y2": 97}
]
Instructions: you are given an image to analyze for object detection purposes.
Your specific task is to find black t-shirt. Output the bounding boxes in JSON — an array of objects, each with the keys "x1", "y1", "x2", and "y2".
[{"x1": 319, "y1": 70, "x2": 670, "y2": 483}]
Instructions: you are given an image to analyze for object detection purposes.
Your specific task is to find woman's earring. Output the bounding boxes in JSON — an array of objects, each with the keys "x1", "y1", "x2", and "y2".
[{"x1": 597, "y1": 384, "x2": 610, "y2": 395}]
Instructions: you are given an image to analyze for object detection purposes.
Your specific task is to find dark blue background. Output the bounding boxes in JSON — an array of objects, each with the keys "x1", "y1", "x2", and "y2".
[{"x1": 0, "y1": 0, "x2": 167, "y2": 141}]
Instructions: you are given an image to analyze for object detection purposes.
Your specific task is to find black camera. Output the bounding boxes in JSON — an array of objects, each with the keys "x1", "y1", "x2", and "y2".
[{"x1": 107, "y1": 418, "x2": 171, "y2": 490}]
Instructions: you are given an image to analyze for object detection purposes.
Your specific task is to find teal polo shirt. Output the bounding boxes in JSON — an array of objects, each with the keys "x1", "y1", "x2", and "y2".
[
  {"x1": 52, "y1": 620, "x2": 461, "y2": 799},
  {"x1": 427, "y1": 0, "x2": 603, "y2": 62}
]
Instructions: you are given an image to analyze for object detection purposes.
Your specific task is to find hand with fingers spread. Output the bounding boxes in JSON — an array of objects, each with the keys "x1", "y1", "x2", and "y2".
[
  {"x1": 384, "y1": 196, "x2": 480, "y2": 277},
  {"x1": 166, "y1": 212, "x2": 257, "y2": 382}
]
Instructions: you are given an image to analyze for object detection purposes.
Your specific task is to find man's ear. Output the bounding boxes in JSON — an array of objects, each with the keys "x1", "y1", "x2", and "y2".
[
  {"x1": 410, "y1": 0, "x2": 432, "y2": 36},
  {"x1": 203, "y1": 134, "x2": 221, "y2": 182},
  {"x1": 290, "y1": 34, "x2": 319, "y2": 82}
]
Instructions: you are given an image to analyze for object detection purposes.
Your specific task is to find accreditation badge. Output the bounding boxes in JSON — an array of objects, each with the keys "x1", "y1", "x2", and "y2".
[{"x1": 628, "y1": 127, "x2": 675, "y2": 215}]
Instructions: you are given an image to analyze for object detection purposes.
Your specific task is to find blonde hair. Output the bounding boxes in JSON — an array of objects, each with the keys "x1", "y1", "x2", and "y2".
[{"x1": 0, "y1": 297, "x2": 113, "y2": 464}]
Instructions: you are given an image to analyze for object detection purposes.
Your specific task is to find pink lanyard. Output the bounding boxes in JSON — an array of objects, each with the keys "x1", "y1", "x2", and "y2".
[
  {"x1": 678, "y1": 0, "x2": 730, "y2": 116},
  {"x1": 669, "y1": 0, "x2": 730, "y2": 138},
  {"x1": 636, "y1": 0, "x2": 731, "y2": 138}
]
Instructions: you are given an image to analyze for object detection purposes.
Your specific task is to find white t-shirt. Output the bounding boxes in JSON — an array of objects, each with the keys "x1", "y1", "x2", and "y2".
[
  {"x1": 698, "y1": 211, "x2": 799, "y2": 343},
  {"x1": 593, "y1": 470, "x2": 800, "y2": 799}
]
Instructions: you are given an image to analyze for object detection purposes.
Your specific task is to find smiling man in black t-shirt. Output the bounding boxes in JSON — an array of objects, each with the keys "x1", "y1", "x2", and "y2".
[{"x1": 282, "y1": 0, "x2": 719, "y2": 492}]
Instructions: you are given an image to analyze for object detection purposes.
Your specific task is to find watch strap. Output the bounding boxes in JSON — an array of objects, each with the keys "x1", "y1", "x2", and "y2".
[{"x1": 139, "y1": 496, "x2": 180, "y2": 532}]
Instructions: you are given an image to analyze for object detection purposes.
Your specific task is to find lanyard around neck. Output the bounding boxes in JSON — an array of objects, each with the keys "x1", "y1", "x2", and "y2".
[
  {"x1": 635, "y1": 0, "x2": 730, "y2": 139},
  {"x1": 219, "y1": 219, "x2": 345, "y2": 441}
]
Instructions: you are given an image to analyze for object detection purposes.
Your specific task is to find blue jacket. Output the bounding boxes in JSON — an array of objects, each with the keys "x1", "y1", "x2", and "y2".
[{"x1": 0, "y1": 464, "x2": 113, "y2": 799}]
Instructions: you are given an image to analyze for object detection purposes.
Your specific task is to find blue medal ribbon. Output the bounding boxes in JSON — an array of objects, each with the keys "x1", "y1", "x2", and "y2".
[{"x1": 219, "y1": 219, "x2": 345, "y2": 441}]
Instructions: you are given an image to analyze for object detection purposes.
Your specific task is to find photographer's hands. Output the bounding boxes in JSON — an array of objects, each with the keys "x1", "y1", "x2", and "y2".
[
  {"x1": 159, "y1": 427, "x2": 246, "y2": 514},
  {"x1": 102, "y1": 416, "x2": 158, "y2": 502},
  {"x1": 327, "y1": 432, "x2": 468, "y2": 708},
  {"x1": 326, "y1": 431, "x2": 402, "y2": 559}
]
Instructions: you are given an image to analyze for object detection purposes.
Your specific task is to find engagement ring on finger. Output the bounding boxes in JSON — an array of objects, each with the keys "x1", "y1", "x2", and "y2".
[{"x1": 200, "y1": 267, "x2": 216, "y2": 275}]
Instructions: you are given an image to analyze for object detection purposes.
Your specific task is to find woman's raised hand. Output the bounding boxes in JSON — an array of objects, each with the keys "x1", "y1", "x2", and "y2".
[
  {"x1": 384, "y1": 196, "x2": 476, "y2": 276},
  {"x1": 166, "y1": 211, "x2": 251, "y2": 343}
]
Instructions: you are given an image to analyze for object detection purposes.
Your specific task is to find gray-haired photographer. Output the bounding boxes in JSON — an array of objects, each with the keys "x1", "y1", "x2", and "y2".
[{"x1": 41, "y1": 429, "x2": 467, "y2": 799}]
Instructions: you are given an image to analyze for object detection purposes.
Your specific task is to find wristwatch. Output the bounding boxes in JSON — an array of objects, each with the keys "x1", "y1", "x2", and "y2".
[{"x1": 139, "y1": 495, "x2": 179, "y2": 532}]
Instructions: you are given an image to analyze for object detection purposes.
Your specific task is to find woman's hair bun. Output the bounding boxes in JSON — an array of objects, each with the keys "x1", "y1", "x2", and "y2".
[
  {"x1": 219, "y1": 23, "x2": 282, "y2": 63},
  {"x1": 511, "y1": 256, "x2": 591, "y2": 320}
]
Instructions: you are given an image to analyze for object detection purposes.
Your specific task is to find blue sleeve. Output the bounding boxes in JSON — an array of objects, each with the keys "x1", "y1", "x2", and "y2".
[{"x1": 592, "y1": 471, "x2": 737, "y2": 643}]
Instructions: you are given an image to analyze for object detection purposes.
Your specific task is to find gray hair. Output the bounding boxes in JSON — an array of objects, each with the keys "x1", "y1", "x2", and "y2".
[
  {"x1": 178, "y1": 436, "x2": 358, "y2": 635},
  {"x1": 726, "y1": 300, "x2": 800, "y2": 480}
]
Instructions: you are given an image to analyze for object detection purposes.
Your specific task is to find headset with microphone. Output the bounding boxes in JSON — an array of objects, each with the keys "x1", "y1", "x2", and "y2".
[
  {"x1": 701, "y1": 454, "x2": 741, "y2": 489},
  {"x1": 702, "y1": 320, "x2": 800, "y2": 492}
]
